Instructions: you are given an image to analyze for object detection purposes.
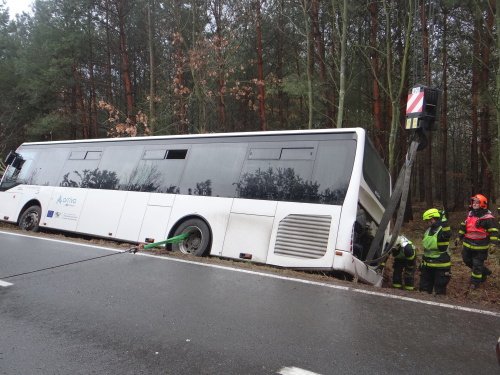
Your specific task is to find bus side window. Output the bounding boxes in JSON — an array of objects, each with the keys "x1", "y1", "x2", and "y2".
[
  {"x1": 280, "y1": 148, "x2": 315, "y2": 160},
  {"x1": 29, "y1": 148, "x2": 70, "y2": 186},
  {"x1": 143, "y1": 149, "x2": 167, "y2": 160},
  {"x1": 69, "y1": 151, "x2": 86, "y2": 160},
  {"x1": 98, "y1": 146, "x2": 144, "y2": 191},
  {"x1": 59, "y1": 149, "x2": 103, "y2": 188},
  {"x1": 180, "y1": 143, "x2": 247, "y2": 197},
  {"x1": 166, "y1": 149, "x2": 187, "y2": 159},
  {"x1": 248, "y1": 148, "x2": 281, "y2": 160},
  {"x1": 238, "y1": 144, "x2": 316, "y2": 202},
  {"x1": 126, "y1": 147, "x2": 188, "y2": 193},
  {"x1": 85, "y1": 151, "x2": 102, "y2": 160}
]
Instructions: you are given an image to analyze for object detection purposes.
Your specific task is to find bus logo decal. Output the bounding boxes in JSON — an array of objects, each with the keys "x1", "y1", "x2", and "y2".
[{"x1": 56, "y1": 195, "x2": 77, "y2": 206}]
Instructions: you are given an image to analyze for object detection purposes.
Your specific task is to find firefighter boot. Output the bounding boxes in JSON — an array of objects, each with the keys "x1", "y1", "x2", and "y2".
[{"x1": 482, "y1": 267, "x2": 493, "y2": 282}]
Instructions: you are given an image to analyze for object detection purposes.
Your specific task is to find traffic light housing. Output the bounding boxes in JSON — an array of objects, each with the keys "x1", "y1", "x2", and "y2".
[{"x1": 405, "y1": 85, "x2": 440, "y2": 131}]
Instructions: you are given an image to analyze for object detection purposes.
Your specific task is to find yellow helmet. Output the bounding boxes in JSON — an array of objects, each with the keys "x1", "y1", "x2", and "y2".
[{"x1": 422, "y1": 208, "x2": 440, "y2": 220}]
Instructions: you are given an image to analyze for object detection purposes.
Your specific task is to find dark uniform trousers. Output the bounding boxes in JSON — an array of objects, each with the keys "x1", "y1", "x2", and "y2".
[
  {"x1": 392, "y1": 259, "x2": 415, "y2": 288},
  {"x1": 419, "y1": 266, "x2": 450, "y2": 295},
  {"x1": 462, "y1": 248, "x2": 491, "y2": 283}
]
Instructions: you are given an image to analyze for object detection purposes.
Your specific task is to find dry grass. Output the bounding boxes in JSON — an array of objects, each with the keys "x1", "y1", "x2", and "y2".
[{"x1": 389, "y1": 203, "x2": 499, "y2": 309}]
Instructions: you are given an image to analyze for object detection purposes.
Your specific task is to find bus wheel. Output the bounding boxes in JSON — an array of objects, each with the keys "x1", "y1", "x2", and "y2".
[
  {"x1": 19, "y1": 206, "x2": 41, "y2": 232},
  {"x1": 172, "y1": 219, "x2": 211, "y2": 257}
]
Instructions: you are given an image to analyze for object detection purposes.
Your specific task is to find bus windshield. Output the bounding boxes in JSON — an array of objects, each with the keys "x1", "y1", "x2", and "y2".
[
  {"x1": 362, "y1": 140, "x2": 390, "y2": 207},
  {"x1": 0, "y1": 151, "x2": 35, "y2": 191}
]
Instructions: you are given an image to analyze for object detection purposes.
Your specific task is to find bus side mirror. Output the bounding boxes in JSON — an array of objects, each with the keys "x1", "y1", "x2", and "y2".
[
  {"x1": 5, "y1": 151, "x2": 17, "y2": 165},
  {"x1": 12, "y1": 157, "x2": 25, "y2": 169},
  {"x1": 4, "y1": 151, "x2": 24, "y2": 169}
]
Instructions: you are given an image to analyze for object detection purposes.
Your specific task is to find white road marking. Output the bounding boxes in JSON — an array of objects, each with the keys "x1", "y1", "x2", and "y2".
[
  {"x1": 0, "y1": 279, "x2": 13, "y2": 287},
  {"x1": 136, "y1": 252, "x2": 500, "y2": 318},
  {"x1": 1, "y1": 230, "x2": 499, "y2": 318},
  {"x1": 278, "y1": 367, "x2": 322, "y2": 375}
]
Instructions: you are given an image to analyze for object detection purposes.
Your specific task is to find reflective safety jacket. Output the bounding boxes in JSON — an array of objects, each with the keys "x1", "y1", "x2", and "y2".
[
  {"x1": 459, "y1": 209, "x2": 498, "y2": 250},
  {"x1": 393, "y1": 240, "x2": 416, "y2": 262},
  {"x1": 422, "y1": 223, "x2": 451, "y2": 268}
]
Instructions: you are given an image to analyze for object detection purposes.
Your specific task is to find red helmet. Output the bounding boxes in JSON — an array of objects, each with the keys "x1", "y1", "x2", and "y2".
[{"x1": 471, "y1": 194, "x2": 488, "y2": 209}]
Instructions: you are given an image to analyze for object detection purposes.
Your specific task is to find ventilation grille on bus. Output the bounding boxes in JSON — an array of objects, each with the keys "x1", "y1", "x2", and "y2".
[{"x1": 274, "y1": 214, "x2": 332, "y2": 259}]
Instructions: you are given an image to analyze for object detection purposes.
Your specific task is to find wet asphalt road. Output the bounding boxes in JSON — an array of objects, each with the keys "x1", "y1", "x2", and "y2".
[{"x1": 0, "y1": 230, "x2": 499, "y2": 375}]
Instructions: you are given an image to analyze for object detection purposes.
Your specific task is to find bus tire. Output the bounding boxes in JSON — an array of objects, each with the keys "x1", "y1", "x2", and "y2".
[
  {"x1": 172, "y1": 218, "x2": 211, "y2": 257},
  {"x1": 19, "y1": 205, "x2": 41, "y2": 232}
]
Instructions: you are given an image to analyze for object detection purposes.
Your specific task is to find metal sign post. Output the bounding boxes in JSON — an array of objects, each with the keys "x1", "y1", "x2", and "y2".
[{"x1": 365, "y1": 85, "x2": 440, "y2": 265}]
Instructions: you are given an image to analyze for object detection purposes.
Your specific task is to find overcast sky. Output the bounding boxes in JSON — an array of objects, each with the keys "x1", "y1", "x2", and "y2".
[{"x1": 5, "y1": 0, "x2": 33, "y2": 17}]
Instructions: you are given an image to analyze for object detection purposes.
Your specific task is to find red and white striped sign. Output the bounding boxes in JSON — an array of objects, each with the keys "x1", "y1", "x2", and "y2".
[{"x1": 406, "y1": 91, "x2": 424, "y2": 115}]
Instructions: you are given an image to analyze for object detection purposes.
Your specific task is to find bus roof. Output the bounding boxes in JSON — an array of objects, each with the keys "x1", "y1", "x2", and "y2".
[{"x1": 21, "y1": 127, "x2": 365, "y2": 146}]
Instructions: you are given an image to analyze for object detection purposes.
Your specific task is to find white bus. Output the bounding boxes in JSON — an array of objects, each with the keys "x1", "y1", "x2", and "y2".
[{"x1": 0, "y1": 128, "x2": 390, "y2": 285}]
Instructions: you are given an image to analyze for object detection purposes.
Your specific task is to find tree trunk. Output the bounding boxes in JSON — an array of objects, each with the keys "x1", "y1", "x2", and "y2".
[
  {"x1": 384, "y1": 0, "x2": 414, "y2": 175},
  {"x1": 255, "y1": 0, "x2": 266, "y2": 131},
  {"x1": 311, "y1": 0, "x2": 330, "y2": 126},
  {"x1": 440, "y1": 5, "x2": 449, "y2": 210},
  {"x1": 471, "y1": 15, "x2": 481, "y2": 194},
  {"x1": 420, "y1": 0, "x2": 433, "y2": 207},
  {"x1": 172, "y1": 0, "x2": 188, "y2": 134},
  {"x1": 301, "y1": 0, "x2": 313, "y2": 129},
  {"x1": 329, "y1": 1, "x2": 337, "y2": 127},
  {"x1": 72, "y1": 66, "x2": 89, "y2": 139},
  {"x1": 496, "y1": 0, "x2": 500, "y2": 201},
  {"x1": 105, "y1": 0, "x2": 113, "y2": 104},
  {"x1": 147, "y1": 0, "x2": 156, "y2": 134},
  {"x1": 368, "y1": 1, "x2": 384, "y2": 156},
  {"x1": 213, "y1": 0, "x2": 226, "y2": 131},
  {"x1": 277, "y1": 0, "x2": 286, "y2": 128},
  {"x1": 336, "y1": 0, "x2": 347, "y2": 128},
  {"x1": 87, "y1": 9, "x2": 98, "y2": 139},
  {"x1": 479, "y1": 0, "x2": 494, "y2": 199},
  {"x1": 115, "y1": 0, "x2": 134, "y2": 120},
  {"x1": 89, "y1": 53, "x2": 97, "y2": 138}
]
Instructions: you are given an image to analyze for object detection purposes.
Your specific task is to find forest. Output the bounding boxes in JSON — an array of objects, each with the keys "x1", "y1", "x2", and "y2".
[{"x1": 0, "y1": 0, "x2": 498, "y2": 214}]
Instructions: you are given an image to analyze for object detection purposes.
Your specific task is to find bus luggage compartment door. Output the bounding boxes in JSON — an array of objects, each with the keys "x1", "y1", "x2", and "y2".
[
  {"x1": 221, "y1": 199, "x2": 278, "y2": 263},
  {"x1": 266, "y1": 202, "x2": 341, "y2": 268},
  {"x1": 77, "y1": 189, "x2": 127, "y2": 238},
  {"x1": 115, "y1": 192, "x2": 150, "y2": 242},
  {"x1": 139, "y1": 205, "x2": 172, "y2": 245}
]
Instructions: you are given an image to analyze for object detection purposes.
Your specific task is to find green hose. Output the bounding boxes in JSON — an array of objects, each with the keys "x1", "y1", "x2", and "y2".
[{"x1": 143, "y1": 233, "x2": 189, "y2": 250}]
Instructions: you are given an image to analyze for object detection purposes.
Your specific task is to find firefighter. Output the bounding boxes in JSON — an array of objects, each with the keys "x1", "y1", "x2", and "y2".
[
  {"x1": 390, "y1": 235, "x2": 416, "y2": 290},
  {"x1": 458, "y1": 194, "x2": 498, "y2": 289},
  {"x1": 420, "y1": 208, "x2": 452, "y2": 295}
]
